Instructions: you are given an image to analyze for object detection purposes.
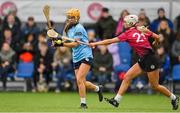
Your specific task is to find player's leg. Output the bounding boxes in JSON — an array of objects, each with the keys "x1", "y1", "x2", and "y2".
[
  {"x1": 147, "y1": 69, "x2": 179, "y2": 110},
  {"x1": 105, "y1": 63, "x2": 143, "y2": 107},
  {"x1": 117, "y1": 63, "x2": 143, "y2": 95},
  {"x1": 85, "y1": 81, "x2": 97, "y2": 90},
  {"x1": 85, "y1": 81, "x2": 103, "y2": 102},
  {"x1": 147, "y1": 69, "x2": 171, "y2": 96},
  {"x1": 74, "y1": 63, "x2": 89, "y2": 108},
  {"x1": 79, "y1": 57, "x2": 103, "y2": 102},
  {"x1": 75, "y1": 67, "x2": 103, "y2": 102}
]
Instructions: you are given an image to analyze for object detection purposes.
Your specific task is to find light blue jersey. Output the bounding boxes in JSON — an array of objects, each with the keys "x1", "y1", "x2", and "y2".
[{"x1": 67, "y1": 23, "x2": 93, "y2": 63}]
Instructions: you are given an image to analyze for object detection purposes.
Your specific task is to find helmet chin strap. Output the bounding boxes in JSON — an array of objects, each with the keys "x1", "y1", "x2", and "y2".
[
  {"x1": 125, "y1": 23, "x2": 137, "y2": 30},
  {"x1": 66, "y1": 17, "x2": 79, "y2": 24},
  {"x1": 64, "y1": 20, "x2": 79, "y2": 33}
]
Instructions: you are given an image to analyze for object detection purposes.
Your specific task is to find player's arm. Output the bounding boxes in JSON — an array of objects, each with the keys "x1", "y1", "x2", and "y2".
[
  {"x1": 141, "y1": 27, "x2": 160, "y2": 40},
  {"x1": 63, "y1": 41, "x2": 79, "y2": 48},
  {"x1": 63, "y1": 27, "x2": 85, "y2": 48},
  {"x1": 51, "y1": 37, "x2": 80, "y2": 48},
  {"x1": 146, "y1": 29, "x2": 160, "y2": 46},
  {"x1": 137, "y1": 26, "x2": 160, "y2": 45},
  {"x1": 47, "y1": 29, "x2": 80, "y2": 48},
  {"x1": 151, "y1": 33, "x2": 160, "y2": 46},
  {"x1": 90, "y1": 37, "x2": 120, "y2": 47}
]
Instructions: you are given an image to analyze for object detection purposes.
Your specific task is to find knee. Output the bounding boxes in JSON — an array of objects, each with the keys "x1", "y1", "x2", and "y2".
[
  {"x1": 151, "y1": 84, "x2": 159, "y2": 90},
  {"x1": 123, "y1": 75, "x2": 132, "y2": 83},
  {"x1": 76, "y1": 77, "x2": 85, "y2": 86}
]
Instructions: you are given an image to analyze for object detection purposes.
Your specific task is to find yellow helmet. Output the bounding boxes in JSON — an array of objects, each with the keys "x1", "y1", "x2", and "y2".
[{"x1": 66, "y1": 8, "x2": 80, "y2": 21}]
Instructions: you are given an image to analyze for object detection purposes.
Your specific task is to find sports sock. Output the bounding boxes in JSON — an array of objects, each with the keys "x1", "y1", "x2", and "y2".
[
  {"x1": 170, "y1": 93, "x2": 176, "y2": 100},
  {"x1": 95, "y1": 86, "x2": 99, "y2": 92},
  {"x1": 80, "y1": 98, "x2": 86, "y2": 104},
  {"x1": 114, "y1": 94, "x2": 122, "y2": 103}
]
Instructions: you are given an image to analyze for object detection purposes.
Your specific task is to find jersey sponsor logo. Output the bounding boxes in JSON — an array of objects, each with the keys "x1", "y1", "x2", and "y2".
[{"x1": 150, "y1": 65, "x2": 155, "y2": 70}]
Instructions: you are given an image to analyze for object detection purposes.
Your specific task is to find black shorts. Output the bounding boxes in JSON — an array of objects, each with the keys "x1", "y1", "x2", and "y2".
[
  {"x1": 138, "y1": 50, "x2": 160, "y2": 72},
  {"x1": 73, "y1": 57, "x2": 93, "y2": 70}
]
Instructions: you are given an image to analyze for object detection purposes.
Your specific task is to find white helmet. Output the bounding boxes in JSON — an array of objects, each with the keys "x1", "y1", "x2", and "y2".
[{"x1": 124, "y1": 15, "x2": 138, "y2": 27}]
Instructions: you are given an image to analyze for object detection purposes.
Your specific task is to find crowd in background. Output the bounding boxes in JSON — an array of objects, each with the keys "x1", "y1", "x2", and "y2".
[{"x1": 0, "y1": 7, "x2": 180, "y2": 93}]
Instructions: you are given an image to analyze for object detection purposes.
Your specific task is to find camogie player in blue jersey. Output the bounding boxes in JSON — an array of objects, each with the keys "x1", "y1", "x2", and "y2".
[{"x1": 48, "y1": 8, "x2": 103, "y2": 109}]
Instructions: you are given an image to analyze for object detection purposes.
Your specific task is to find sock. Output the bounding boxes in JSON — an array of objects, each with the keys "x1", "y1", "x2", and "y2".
[
  {"x1": 170, "y1": 93, "x2": 176, "y2": 100},
  {"x1": 95, "y1": 86, "x2": 99, "y2": 92},
  {"x1": 114, "y1": 94, "x2": 122, "y2": 103},
  {"x1": 80, "y1": 98, "x2": 86, "y2": 104}
]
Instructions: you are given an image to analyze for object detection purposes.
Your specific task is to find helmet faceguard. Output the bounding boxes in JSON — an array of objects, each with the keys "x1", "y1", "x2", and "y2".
[
  {"x1": 66, "y1": 8, "x2": 80, "y2": 24},
  {"x1": 64, "y1": 8, "x2": 80, "y2": 33},
  {"x1": 124, "y1": 15, "x2": 138, "y2": 28}
]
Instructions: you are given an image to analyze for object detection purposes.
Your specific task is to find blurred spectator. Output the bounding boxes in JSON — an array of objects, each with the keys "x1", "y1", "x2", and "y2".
[
  {"x1": 87, "y1": 29, "x2": 98, "y2": 42},
  {"x1": 174, "y1": 14, "x2": 180, "y2": 32},
  {"x1": 2, "y1": 13, "x2": 21, "y2": 40},
  {"x1": 19, "y1": 43, "x2": 34, "y2": 92},
  {"x1": 42, "y1": 21, "x2": 57, "y2": 53},
  {"x1": 18, "y1": 33, "x2": 36, "y2": 63},
  {"x1": 37, "y1": 32, "x2": 56, "y2": 56},
  {"x1": 21, "y1": 16, "x2": 40, "y2": 38},
  {"x1": 107, "y1": 43, "x2": 121, "y2": 90},
  {"x1": 37, "y1": 33, "x2": 47, "y2": 52},
  {"x1": 34, "y1": 42, "x2": 53, "y2": 90},
  {"x1": 115, "y1": 9, "x2": 129, "y2": 36},
  {"x1": 138, "y1": 9, "x2": 150, "y2": 27},
  {"x1": 108, "y1": 43, "x2": 121, "y2": 70},
  {"x1": 38, "y1": 33, "x2": 47, "y2": 44},
  {"x1": 171, "y1": 30, "x2": 180, "y2": 65},
  {"x1": 132, "y1": 75, "x2": 148, "y2": 91},
  {"x1": 3, "y1": 11, "x2": 21, "y2": 30},
  {"x1": 155, "y1": 20, "x2": 175, "y2": 53},
  {"x1": 86, "y1": 29, "x2": 98, "y2": 81},
  {"x1": 150, "y1": 8, "x2": 173, "y2": 32},
  {"x1": 0, "y1": 18, "x2": 3, "y2": 45},
  {"x1": 113, "y1": 42, "x2": 132, "y2": 91},
  {"x1": 156, "y1": 45, "x2": 170, "y2": 84},
  {"x1": 93, "y1": 45, "x2": 113, "y2": 86},
  {"x1": 0, "y1": 43, "x2": 16, "y2": 90},
  {"x1": 42, "y1": 20, "x2": 55, "y2": 34},
  {"x1": 87, "y1": 29, "x2": 100, "y2": 54},
  {"x1": 52, "y1": 47, "x2": 73, "y2": 93},
  {"x1": 95, "y1": 7, "x2": 117, "y2": 40},
  {"x1": 0, "y1": 18, "x2": 2, "y2": 35},
  {"x1": 23, "y1": 33, "x2": 37, "y2": 48},
  {"x1": 0, "y1": 28, "x2": 20, "y2": 52},
  {"x1": 19, "y1": 44, "x2": 34, "y2": 63}
]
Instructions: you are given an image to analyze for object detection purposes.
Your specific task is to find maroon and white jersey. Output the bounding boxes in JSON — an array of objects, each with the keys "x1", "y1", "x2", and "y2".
[{"x1": 118, "y1": 27, "x2": 153, "y2": 57}]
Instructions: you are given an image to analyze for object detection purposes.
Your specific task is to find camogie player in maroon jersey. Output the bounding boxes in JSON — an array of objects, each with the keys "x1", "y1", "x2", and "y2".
[{"x1": 89, "y1": 15, "x2": 179, "y2": 110}]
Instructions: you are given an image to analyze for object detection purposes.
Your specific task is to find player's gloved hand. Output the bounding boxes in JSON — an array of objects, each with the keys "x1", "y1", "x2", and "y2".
[
  {"x1": 137, "y1": 26, "x2": 148, "y2": 34},
  {"x1": 51, "y1": 38, "x2": 64, "y2": 47},
  {"x1": 152, "y1": 37, "x2": 160, "y2": 46},
  {"x1": 89, "y1": 42, "x2": 96, "y2": 49}
]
